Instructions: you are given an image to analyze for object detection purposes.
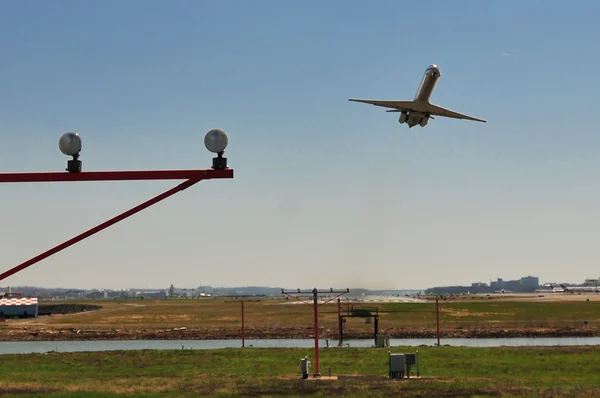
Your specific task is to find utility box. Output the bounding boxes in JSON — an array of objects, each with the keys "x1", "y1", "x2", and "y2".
[
  {"x1": 404, "y1": 352, "x2": 418, "y2": 378},
  {"x1": 376, "y1": 334, "x2": 390, "y2": 347},
  {"x1": 300, "y1": 356, "x2": 311, "y2": 379},
  {"x1": 388, "y1": 353, "x2": 405, "y2": 379}
]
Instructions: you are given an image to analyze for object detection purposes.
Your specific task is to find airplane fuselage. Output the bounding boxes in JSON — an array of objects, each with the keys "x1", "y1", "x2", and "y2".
[
  {"x1": 403, "y1": 64, "x2": 441, "y2": 127},
  {"x1": 415, "y1": 64, "x2": 440, "y2": 103}
]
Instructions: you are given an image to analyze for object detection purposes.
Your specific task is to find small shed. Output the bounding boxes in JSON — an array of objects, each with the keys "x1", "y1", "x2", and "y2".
[{"x1": 0, "y1": 297, "x2": 39, "y2": 318}]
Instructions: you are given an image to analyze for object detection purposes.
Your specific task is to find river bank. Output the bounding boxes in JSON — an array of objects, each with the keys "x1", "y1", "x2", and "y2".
[{"x1": 1, "y1": 325, "x2": 599, "y2": 341}]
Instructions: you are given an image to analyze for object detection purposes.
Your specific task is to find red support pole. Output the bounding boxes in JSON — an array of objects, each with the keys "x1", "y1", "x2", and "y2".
[
  {"x1": 281, "y1": 288, "x2": 348, "y2": 377},
  {"x1": 337, "y1": 298, "x2": 342, "y2": 347},
  {"x1": 241, "y1": 300, "x2": 245, "y2": 348},
  {"x1": 313, "y1": 288, "x2": 320, "y2": 376},
  {"x1": 0, "y1": 178, "x2": 202, "y2": 282},
  {"x1": 436, "y1": 297, "x2": 441, "y2": 346}
]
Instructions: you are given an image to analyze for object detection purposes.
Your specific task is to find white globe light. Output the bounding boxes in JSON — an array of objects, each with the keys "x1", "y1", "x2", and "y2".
[
  {"x1": 204, "y1": 128, "x2": 228, "y2": 153},
  {"x1": 58, "y1": 132, "x2": 82, "y2": 156}
]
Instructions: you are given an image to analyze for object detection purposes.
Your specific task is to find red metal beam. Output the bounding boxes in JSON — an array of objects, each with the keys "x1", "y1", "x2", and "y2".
[
  {"x1": 318, "y1": 292, "x2": 349, "y2": 307},
  {"x1": 0, "y1": 176, "x2": 216, "y2": 282},
  {"x1": 0, "y1": 168, "x2": 233, "y2": 183},
  {"x1": 280, "y1": 292, "x2": 313, "y2": 306}
]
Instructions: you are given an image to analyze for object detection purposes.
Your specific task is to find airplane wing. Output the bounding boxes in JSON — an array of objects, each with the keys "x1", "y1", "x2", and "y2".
[
  {"x1": 425, "y1": 103, "x2": 486, "y2": 123},
  {"x1": 349, "y1": 98, "x2": 486, "y2": 123},
  {"x1": 348, "y1": 99, "x2": 419, "y2": 112}
]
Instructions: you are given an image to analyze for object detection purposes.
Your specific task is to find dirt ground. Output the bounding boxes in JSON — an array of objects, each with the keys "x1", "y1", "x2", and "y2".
[{"x1": 1, "y1": 324, "x2": 598, "y2": 341}]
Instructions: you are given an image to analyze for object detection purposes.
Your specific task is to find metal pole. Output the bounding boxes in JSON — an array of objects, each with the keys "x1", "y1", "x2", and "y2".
[
  {"x1": 241, "y1": 300, "x2": 245, "y2": 348},
  {"x1": 0, "y1": 178, "x2": 201, "y2": 282},
  {"x1": 280, "y1": 288, "x2": 349, "y2": 376},
  {"x1": 436, "y1": 297, "x2": 441, "y2": 346},
  {"x1": 313, "y1": 288, "x2": 320, "y2": 376},
  {"x1": 337, "y1": 298, "x2": 342, "y2": 347},
  {"x1": 416, "y1": 350, "x2": 420, "y2": 377},
  {"x1": 374, "y1": 316, "x2": 379, "y2": 346}
]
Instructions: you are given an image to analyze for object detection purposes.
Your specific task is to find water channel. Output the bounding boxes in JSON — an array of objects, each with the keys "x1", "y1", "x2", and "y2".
[{"x1": 2, "y1": 337, "x2": 600, "y2": 355}]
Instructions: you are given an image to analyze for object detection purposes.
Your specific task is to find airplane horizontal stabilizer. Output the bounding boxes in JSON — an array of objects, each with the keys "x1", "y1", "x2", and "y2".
[{"x1": 348, "y1": 99, "x2": 417, "y2": 111}]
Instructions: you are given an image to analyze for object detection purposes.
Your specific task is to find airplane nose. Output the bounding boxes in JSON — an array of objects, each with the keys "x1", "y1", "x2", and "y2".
[{"x1": 427, "y1": 64, "x2": 440, "y2": 77}]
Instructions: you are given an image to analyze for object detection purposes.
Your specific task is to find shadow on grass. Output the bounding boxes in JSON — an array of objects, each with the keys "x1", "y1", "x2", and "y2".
[
  {"x1": 0, "y1": 387, "x2": 61, "y2": 395},
  {"x1": 176, "y1": 377, "x2": 529, "y2": 397}
]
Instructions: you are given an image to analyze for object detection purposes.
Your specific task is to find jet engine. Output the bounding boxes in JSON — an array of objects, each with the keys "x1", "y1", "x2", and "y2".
[
  {"x1": 419, "y1": 116, "x2": 429, "y2": 127},
  {"x1": 399, "y1": 111, "x2": 408, "y2": 124}
]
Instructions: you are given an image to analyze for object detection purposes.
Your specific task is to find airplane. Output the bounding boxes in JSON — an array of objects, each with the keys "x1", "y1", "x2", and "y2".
[
  {"x1": 349, "y1": 64, "x2": 486, "y2": 128},
  {"x1": 535, "y1": 283, "x2": 566, "y2": 293},
  {"x1": 559, "y1": 284, "x2": 600, "y2": 294}
]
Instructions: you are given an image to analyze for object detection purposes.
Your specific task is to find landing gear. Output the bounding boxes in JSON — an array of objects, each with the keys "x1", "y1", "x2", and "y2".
[{"x1": 399, "y1": 111, "x2": 408, "y2": 124}]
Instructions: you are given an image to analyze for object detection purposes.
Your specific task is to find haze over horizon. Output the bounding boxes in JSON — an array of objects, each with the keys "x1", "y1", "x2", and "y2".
[
  {"x1": 1, "y1": 284, "x2": 426, "y2": 292},
  {"x1": 2, "y1": 1, "x2": 600, "y2": 290}
]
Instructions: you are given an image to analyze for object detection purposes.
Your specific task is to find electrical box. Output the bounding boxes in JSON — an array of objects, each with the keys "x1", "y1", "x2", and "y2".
[
  {"x1": 300, "y1": 356, "x2": 311, "y2": 379},
  {"x1": 405, "y1": 352, "x2": 418, "y2": 378},
  {"x1": 388, "y1": 353, "x2": 405, "y2": 379}
]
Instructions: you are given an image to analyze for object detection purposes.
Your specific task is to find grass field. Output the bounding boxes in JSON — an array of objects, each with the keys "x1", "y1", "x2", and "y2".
[
  {"x1": 1, "y1": 346, "x2": 599, "y2": 397},
  {"x1": 25, "y1": 296, "x2": 600, "y2": 329},
  {"x1": 4, "y1": 295, "x2": 600, "y2": 340}
]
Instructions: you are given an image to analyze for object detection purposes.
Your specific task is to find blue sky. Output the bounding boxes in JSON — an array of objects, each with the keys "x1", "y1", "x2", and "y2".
[{"x1": 1, "y1": 0, "x2": 599, "y2": 290}]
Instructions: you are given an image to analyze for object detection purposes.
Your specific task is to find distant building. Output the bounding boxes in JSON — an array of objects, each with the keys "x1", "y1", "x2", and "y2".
[
  {"x1": 583, "y1": 278, "x2": 600, "y2": 287},
  {"x1": 490, "y1": 276, "x2": 539, "y2": 292},
  {"x1": 425, "y1": 275, "x2": 540, "y2": 295},
  {"x1": 520, "y1": 276, "x2": 540, "y2": 288}
]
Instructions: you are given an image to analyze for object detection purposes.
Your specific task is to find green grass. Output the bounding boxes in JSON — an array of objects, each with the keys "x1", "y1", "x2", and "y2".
[
  {"x1": 1, "y1": 346, "x2": 600, "y2": 397},
  {"x1": 378, "y1": 300, "x2": 600, "y2": 328},
  {"x1": 31, "y1": 297, "x2": 600, "y2": 332}
]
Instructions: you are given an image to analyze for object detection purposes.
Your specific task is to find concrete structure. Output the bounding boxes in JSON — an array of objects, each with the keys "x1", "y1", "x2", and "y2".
[
  {"x1": 426, "y1": 275, "x2": 540, "y2": 295},
  {"x1": 0, "y1": 296, "x2": 38, "y2": 318},
  {"x1": 583, "y1": 278, "x2": 600, "y2": 287},
  {"x1": 490, "y1": 276, "x2": 539, "y2": 292}
]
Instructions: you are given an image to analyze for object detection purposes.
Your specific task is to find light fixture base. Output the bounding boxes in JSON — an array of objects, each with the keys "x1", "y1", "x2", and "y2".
[
  {"x1": 66, "y1": 156, "x2": 82, "y2": 173},
  {"x1": 212, "y1": 152, "x2": 227, "y2": 170}
]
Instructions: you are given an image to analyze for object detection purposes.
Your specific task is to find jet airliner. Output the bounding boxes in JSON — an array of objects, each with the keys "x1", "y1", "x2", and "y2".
[{"x1": 349, "y1": 64, "x2": 486, "y2": 128}]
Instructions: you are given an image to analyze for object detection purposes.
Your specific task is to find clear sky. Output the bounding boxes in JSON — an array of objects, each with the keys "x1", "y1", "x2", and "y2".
[{"x1": 1, "y1": 0, "x2": 600, "y2": 290}]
